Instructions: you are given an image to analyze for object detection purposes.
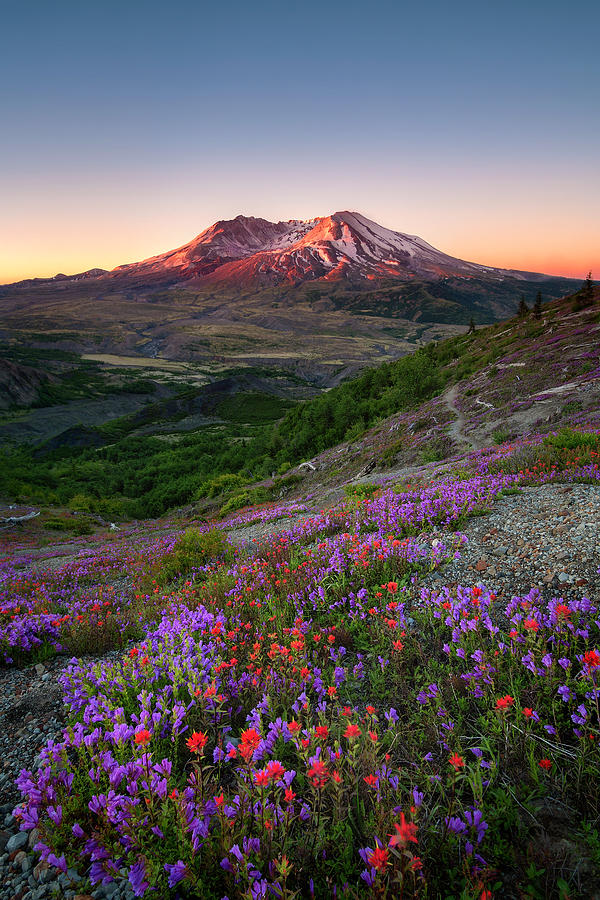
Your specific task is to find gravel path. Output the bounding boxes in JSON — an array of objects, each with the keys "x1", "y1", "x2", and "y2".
[{"x1": 0, "y1": 482, "x2": 598, "y2": 899}]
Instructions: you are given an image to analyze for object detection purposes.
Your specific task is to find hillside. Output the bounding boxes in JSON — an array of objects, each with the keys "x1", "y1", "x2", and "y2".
[
  {"x1": 2, "y1": 286, "x2": 597, "y2": 520},
  {"x1": 0, "y1": 286, "x2": 599, "y2": 899}
]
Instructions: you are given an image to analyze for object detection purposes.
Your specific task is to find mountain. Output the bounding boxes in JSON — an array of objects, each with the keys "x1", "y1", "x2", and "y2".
[
  {"x1": 4, "y1": 211, "x2": 566, "y2": 291},
  {"x1": 0, "y1": 212, "x2": 580, "y2": 385},
  {"x1": 71, "y1": 210, "x2": 557, "y2": 289}
]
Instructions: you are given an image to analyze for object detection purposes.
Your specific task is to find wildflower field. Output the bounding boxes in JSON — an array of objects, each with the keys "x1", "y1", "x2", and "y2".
[{"x1": 2, "y1": 436, "x2": 600, "y2": 898}]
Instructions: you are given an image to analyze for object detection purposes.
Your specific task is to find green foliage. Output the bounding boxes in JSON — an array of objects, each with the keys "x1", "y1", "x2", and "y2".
[
  {"x1": 420, "y1": 436, "x2": 452, "y2": 463},
  {"x1": 573, "y1": 272, "x2": 595, "y2": 310},
  {"x1": 343, "y1": 482, "x2": 379, "y2": 502},
  {"x1": 43, "y1": 514, "x2": 94, "y2": 535},
  {"x1": 196, "y1": 473, "x2": 246, "y2": 500},
  {"x1": 145, "y1": 528, "x2": 233, "y2": 587},
  {"x1": 216, "y1": 392, "x2": 294, "y2": 424},
  {"x1": 518, "y1": 295, "x2": 529, "y2": 318},
  {"x1": 380, "y1": 437, "x2": 405, "y2": 466},
  {"x1": 492, "y1": 428, "x2": 511, "y2": 445},
  {"x1": 491, "y1": 428, "x2": 600, "y2": 478},
  {"x1": 543, "y1": 426, "x2": 600, "y2": 453},
  {"x1": 67, "y1": 493, "x2": 95, "y2": 512},
  {"x1": 220, "y1": 486, "x2": 269, "y2": 517},
  {"x1": 272, "y1": 346, "x2": 446, "y2": 462}
]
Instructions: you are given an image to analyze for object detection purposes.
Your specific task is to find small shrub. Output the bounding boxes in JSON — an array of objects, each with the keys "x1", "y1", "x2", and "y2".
[
  {"x1": 561, "y1": 400, "x2": 583, "y2": 415},
  {"x1": 269, "y1": 473, "x2": 303, "y2": 496},
  {"x1": 68, "y1": 493, "x2": 94, "y2": 512},
  {"x1": 492, "y1": 428, "x2": 511, "y2": 445},
  {"x1": 543, "y1": 427, "x2": 600, "y2": 457},
  {"x1": 380, "y1": 438, "x2": 405, "y2": 466},
  {"x1": 420, "y1": 436, "x2": 452, "y2": 463},
  {"x1": 413, "y1": 417, "x2": 431, "y2": 432},
  {"x1": 343, "y1": 482, "x2": 379, "y2": 502},
  {"x1": 220, "y1": 486, "x2": 269, "y2": 517},
  {"x1": 145, "y1": 528, "x2": 234, "y2": 587},
  {"x1": 44, "y1": 515, "x2": 94, "y2": 536}
]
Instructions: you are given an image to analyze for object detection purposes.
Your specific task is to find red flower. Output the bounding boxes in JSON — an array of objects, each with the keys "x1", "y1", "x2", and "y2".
[
  {"x1": 239, "y1": 742, "x2": 256, "y2": 762},
  {"x1": 495, "y1": 695, "x2": 515, "y2": 710},
  {"x1": 240, "y1": 728, "x2": 261, "y2": 749},
  {"x1": 539, "y1": 758, "x2": 552, "y2": 770},
  {"x1": 522, "y1": 707, "x2": 533, "y2": 718},
  {"x1": 389, "y1": 812, "x2": 418, "y2": 846},
  {"x1": 364, "y1": 774, "x2": 378, "y2": 787},
  {"x1": 287, "y1": 720, "x2": 301, "y2": 734},
  {"x1": 186, "y1": 731, "x2": 208, "y2": 754},
  {"x1": 315, "y1": 725, "x2": 329, "y2": 740},
  {"x1": 584, "y1": 650, "x2": 600, "y2": 670},
  {"x1": 387, "y1": 582, "x2": 398, "y2": 594},
  {"x1": 284, "y1": 788, "x2": 296, "y2": 804},
  {"x1": 523, "y1": 618, "x2": 539, "y2": 632},
  {"x1": 134, "y1": 728, "x2": 151, "y2": 747},
  {"x1": 368, "y1": 844, "x2": 389, "y2": 872},
  {"x1": 254, "y1": 769, "x2": 270, "y2": 787},
  {"x1": 265, "y1": 760, "x2": 285, "y2": 783},
  {"x1": 448, "y1": 752, "x2": 464, "y2": 770},
  {"x1": 344, "y1": 723, "x2": 362, "y2": 739},
  {"x1": 307, "y1": 759, "x2": 329, "y2": 788}
]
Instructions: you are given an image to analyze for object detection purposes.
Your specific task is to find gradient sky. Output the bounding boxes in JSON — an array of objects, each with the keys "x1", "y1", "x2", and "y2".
[{"x1": 1, "y1": 0, "x2": 598, "y2": 284}]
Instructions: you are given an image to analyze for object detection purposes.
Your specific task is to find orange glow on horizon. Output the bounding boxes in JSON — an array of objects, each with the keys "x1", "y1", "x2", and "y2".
[{"x1": 1, "y1": 241, "x2": 596, "y2": 285}]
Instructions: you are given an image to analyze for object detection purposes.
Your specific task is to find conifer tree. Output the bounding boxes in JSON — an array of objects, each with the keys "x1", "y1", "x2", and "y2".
[
  {"x1": 533, "y1": 291, "x2": 542, "y2": 319},
  {"x1": 467, "y1": 317, "x2": 476, "y2": 334},
  {"x1": 518, "y1": 295, "x2": 529, "y2": 318},
  {"x1": 583, "y1": 271, "x2": 594, "y2": 303},
  {"x1": 574, "y1": 271, "x2": 594, "y2": 310}
]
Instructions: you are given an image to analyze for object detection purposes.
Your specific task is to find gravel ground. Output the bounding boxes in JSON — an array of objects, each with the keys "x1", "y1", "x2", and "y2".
[
  {"x1": 0, "y1": 482, "x2": 598, "y2": 899},
  {"x1": 423, "y1": 483, "x2": 600, "y2": 604},
  {"x1": 0, "y1": 653, "x2": 133, "y2": 900}
]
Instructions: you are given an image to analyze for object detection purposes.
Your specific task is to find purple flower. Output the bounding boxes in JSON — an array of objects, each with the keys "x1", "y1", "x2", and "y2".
[
  {"x1": 129, "y1": 860, "x2": 149, "y2": 897},
  {"x1": 164, "y1": 860, "x2": 187, "y2": 887},
  {"x1": 412, "y1": 787, "x2": 424, "y2": 807},
  {"x1": 446, "y1": 816, "x2": 467, "y2": 834}
]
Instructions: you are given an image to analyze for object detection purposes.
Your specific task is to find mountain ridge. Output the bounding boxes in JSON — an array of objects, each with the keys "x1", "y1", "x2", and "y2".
[{"x1": 3, "y1": 211, "x2": 566, "y2": 289}]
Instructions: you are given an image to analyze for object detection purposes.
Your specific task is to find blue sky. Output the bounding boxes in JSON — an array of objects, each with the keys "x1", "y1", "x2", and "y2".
[{"x1": 1, "y1": 0, "x2": 598, "y2": 281}]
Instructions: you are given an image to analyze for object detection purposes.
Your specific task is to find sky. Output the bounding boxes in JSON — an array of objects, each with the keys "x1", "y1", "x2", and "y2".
[{"x1": 1, "y1": 0, "x2": 598, "y2": 284}]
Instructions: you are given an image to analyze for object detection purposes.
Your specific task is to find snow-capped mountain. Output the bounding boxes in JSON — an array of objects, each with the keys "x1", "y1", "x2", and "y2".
[{"x1": 100, "y1": 211, "x2": 545, "y2": 287}]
